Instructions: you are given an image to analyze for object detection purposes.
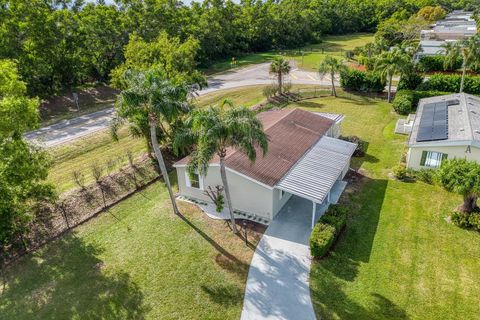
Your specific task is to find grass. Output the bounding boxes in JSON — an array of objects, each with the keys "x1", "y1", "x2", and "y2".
[
  {"x1": 0, "y1": 182, "x2": 259, "y2": 319},
  {"x1": 48, "y1": 126, "x2": 147, "y2": 193},
  {"x1": 292, "y1": 95, "x2": 480, "y2": 319},
  {"x1": 205, "y1": 33, "x2": 374, "y2": 74}
]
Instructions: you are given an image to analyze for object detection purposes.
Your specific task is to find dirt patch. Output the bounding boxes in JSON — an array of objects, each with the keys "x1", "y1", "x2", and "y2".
[{"x1": 40, "y1": 85, "x2": 119, "y2": 123}]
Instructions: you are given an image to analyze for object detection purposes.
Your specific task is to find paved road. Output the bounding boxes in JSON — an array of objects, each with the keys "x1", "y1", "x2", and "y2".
[
  {"x1": 241, "y1": 195, "x2": 327, "y2": 320},
  {"x1": 26, "y1": 63, "x2": 335, "y2": 148}
]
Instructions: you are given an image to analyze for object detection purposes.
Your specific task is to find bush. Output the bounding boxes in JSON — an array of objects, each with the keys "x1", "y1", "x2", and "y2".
[
  {"x1": 392, "y1": 90, "x2": 414, "y2": 115},
  {"x1": 468, "y1": 213, "x2": 480, "y2": 231},
  {"x1": 263, "y1": 84, "x2": 278, "y2": 98},
  {"x1": 310, "y1": 223, "x2": 336, "y2": 258},
  {"x1": 419, "y1": 55, "x2": 462, "y2": 72},
  {"x1": 392, "y1": 89, "x2": 451, "y2": 114},
  {"x1": 409, "y1": 168, "x2": 436, "y2": 184},
  {"x1": 418, "y1": 74, "x2": 480, "y2": 94},
  {"x1": 451, "y1": 212, "x2": 480, "y2": 231},
  {"x1": 397, "y1": 72, "x2": 424, "y2": 90},
  {"x1": 340, "y1": 69, "x2": 385, "y2": 93},
  {"x1": 319, "y1": 204, "x2": 347, "y2": 234},
  {"x1": 393, "y1": 164, "x2": 408, "y2": 180},
  {"x1": 339, "y1": 135, "x2": 367, "y2": 157}
]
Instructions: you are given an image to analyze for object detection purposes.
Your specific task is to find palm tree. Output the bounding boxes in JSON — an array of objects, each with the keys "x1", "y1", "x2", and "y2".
[
  {"x1": 269, "y1": 57, "x2": 291, "y2": 95},
  {"x1": 177, "y1": 101, "x2": 268, "y2": 233},
  {"x1": 116, "y1": 69, "x2": 191, "y2": 215},
  {"x1": 443, "y1": 35, "x2": 480, "y2": 93},
  {"x1": 374, "y1": 48, "x2": 411, "y2": 103},
  {"x1": 318, "y1": 56, "x2": 347, "y2": 97}
]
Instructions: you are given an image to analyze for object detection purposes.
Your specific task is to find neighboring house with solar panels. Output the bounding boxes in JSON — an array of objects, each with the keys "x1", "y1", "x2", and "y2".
[
  {"x1": 174, "y1": 108, "x2": 356, "y2": 227},
  {"x1": 406, "y1": 93, "x2": 480, "y2": 170}
]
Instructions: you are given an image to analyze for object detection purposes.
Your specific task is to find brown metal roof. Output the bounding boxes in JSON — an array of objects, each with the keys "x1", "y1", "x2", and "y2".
[{"x1": 175, "y1": 108, "x2": 335, "y2": 186}]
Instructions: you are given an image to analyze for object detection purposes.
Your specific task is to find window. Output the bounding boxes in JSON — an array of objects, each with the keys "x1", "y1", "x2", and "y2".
[
  {"x1": 279, "y1": 190, "x2": 285, "y2": 200},
  {"x1": 185, "y1": 172, "x2": 203, "y2": 189},
  {"x1": 420, "y1": 151, "x2": 447, "y2": 168}
]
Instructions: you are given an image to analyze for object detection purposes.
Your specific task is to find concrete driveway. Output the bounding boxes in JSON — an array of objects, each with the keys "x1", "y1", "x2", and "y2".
[{"x1": 241, "y1": 195, "x2": 327, "y2": 320}]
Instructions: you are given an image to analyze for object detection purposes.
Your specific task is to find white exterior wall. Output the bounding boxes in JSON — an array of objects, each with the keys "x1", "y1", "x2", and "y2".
[
  {"x1": 176, "y1": 166, "x2": 275, "y2": 219},
  {"x1": 406, "y1": 144, "x2": 480, "y2": 170},
  {"x1": 272, "y1": 189, "x2": 293, "y2": 218}
]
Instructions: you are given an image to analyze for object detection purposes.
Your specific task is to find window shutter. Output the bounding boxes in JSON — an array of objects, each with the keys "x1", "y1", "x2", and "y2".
[{"x1": 420, "y1": 151, "x2": 428, "y2": 166}]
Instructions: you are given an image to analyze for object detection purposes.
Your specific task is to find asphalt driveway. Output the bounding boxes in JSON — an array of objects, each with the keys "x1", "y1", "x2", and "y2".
[{"x1": 241, "y1": 195, "x2": 327, "y2": 320}]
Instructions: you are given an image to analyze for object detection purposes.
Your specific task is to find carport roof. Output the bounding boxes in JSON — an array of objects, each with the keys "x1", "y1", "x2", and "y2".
[{"x1": 276, "y1": 136, "x2": 357, "y2": 204}]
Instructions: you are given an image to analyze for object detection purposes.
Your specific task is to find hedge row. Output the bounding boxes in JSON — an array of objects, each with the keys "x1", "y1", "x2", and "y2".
[
  {"x1": 310, "y1": 204, "x2": 347, "y2": 258},
  {"x1": 419, "y1": 55, "x2": 462, "y2": 72},
  {"x1": 392, "y1": 89, "x2": 450, "y2": 115},
  {"x1": 418, "y1": 74, "x2": 480, "y2": 94},
  {"x1": 340, "y1": 69, "x2": 386, "y2": 93}
]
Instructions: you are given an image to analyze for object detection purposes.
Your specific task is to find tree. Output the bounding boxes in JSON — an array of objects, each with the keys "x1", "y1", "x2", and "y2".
[
  {"x1": 374, "y1": 48, "x2": 411, "y2": 102},
  {"x1": 417, "y1": 6, "x2": 446, "y2": 22},
  {"x1": 116, "y1": 69, "x2": 192, "y2": 215},
  {"x1": 443, "y1": 35, "x2": 480, "y2": 93},
  {"x1": 318, "y1": 56, "x2": 347, "y2": 97},
  {"x1": 176, "y1": 101, "x2": 268, "y2": 234},
  {"x1": 269, "y1": 57, "x2": 291, "y2": 95},
  {"x1": 437, "y1": 158, "x2": 480, "y2": 214},
  {"x1": 0, "y1": 59, "x2": 54, "y2": 262}
]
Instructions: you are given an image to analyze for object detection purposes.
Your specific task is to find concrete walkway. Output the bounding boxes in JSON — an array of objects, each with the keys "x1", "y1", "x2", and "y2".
[{"x1": 241, "y1": 195, "x2": 327, "y2": 320}]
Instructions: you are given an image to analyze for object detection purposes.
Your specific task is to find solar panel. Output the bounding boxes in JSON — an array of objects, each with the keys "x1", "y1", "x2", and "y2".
[{"x1": 416, "y1": 101, "x2": 449, "y2": 142}]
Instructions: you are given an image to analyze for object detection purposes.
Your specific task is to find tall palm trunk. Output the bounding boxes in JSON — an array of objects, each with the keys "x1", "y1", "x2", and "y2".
[
  {"x1": 330, "y1": 70, "x2": 336, "y2": 97},
  {"x1": 150, "y1": 116, "x2": 180, "y2": 215},
  {"x1": 278, "y1": 71, "x2": 282, "y2": 95},
  {"x1": 460, "y1": 61, "x2": 466, "y2": 93},
  {"x1": 387, "y1": 73, "x2": 393, "y2": 103},
  {"x1": 219, "y1": 154, "x2": 238, "y2": 234}
]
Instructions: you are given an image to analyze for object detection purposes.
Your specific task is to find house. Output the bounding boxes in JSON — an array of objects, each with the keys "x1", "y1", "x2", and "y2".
[
  {"x1": 406, "y1": 93, "x2": 480, "y2": 170},
  {"x1": 415, "y1": 11, "x2": 477, "y2": 61},
  {"x1": 174, "y1": 108, "x2": 356, "y2": 228}
]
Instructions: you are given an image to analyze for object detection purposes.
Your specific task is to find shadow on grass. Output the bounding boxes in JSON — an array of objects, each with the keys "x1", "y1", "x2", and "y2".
[
  {"x1": 176, "y1": 212, "x2": 249, "y2": 278},
  {"x1": 311, "y1": 178, "x2": 407, "y2": 319},
  {"x1": 201, "y1": 283, "x2": 243, "y2": 306},
  {"x1": 0, "y1": 234, "x2": 149, "y2": 319}
]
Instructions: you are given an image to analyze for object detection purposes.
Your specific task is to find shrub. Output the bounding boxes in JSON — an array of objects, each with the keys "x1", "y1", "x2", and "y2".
[
  {"x1": 419, "y1": 55, "x2": 462, "y2": 72},
  {"x1": 451, "y1": 211, "x2": 472, "y2": 228},
  {"x1": 263, "y1": 84, "x2": 278, "y2": 99},
  {"x1": 393, "y1": 164, "x2": 408, "y2": 180},
  {"x1": 319, "y1": 204, "x2": 348, "y2": 234},
  {"x1": 392, "y1": 89, "x2": 451, "y2": 114},
  {"x1": 392, "y1": 90, "x2": 414, "y2": 115},
  {"x1": 397, "y1": 72, "x2": 424, "y2": 90},
  {"x1": 340, "y1": 69, "x2": 385, "y2": 93},
  {"x1": 409, "y1": 168, "x2": 436, "y2": 184},
  {"x1": 310, "y1": 223, "x2": 336, "y2": 258},
  {"x1": 468, "y1": 213, "x2": 480, "y2": 231},
  {"x1": 418, "y1": 74, "x2": 480, "y2": 94},
  {"x1": 339, "y1": 135, "x2": 367, "y2": 157}
]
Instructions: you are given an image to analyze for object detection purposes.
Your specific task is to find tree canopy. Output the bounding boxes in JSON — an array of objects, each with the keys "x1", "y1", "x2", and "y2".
[
  {"x1": 0, "y1": 60, "x2": 54, "y2": 257},
  {"x1": 1, "y1": 0, "x2": 478, "y2": 96}
]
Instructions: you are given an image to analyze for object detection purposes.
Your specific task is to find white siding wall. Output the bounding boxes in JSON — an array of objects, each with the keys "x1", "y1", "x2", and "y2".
[
  {"x1": 176, "y1": 166, "x2": 274, "y2": 219},
  {"x1": 407, "y1": 145, "x2": 480, "y2": 170},
  {"x1": 271, "y1": 189, "x2": 293, "y2": 218}
]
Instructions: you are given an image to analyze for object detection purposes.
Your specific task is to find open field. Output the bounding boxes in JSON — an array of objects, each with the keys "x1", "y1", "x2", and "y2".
[
  {"x1": 0, "y1": 181, "x2": 262, "y2": 319},
  {"x1": 206, "y1": 33, "x2": 374, "y2": 74},
  {"x1": 292, "y1": 95, "x2": 480, "y2": 319},
  {"x1": 48, "y1": 126, "x2": 147, "y2": 193}
]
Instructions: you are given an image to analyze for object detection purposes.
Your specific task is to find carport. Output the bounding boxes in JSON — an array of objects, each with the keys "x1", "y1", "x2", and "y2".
[{"x1": 275, "y1": 136, "x2": 356, "y2": 228}]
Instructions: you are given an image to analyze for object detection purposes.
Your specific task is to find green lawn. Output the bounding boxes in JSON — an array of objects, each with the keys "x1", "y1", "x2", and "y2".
[
  {"x1": 205, "y1": 33, "x2": 374, "y2": 74},
  {"x1": 293, "y1": 95, "x2": 480, "y2": 319},
  {"x1": 48, "y1": 126, "x2": 147, "y2": 193},
  {"x1": 0, "y1": 182, "x2": 259, "y2": 319}
]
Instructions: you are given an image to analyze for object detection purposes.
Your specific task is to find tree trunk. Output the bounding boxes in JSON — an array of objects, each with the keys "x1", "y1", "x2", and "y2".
[
  {"x1": 150, "y1": 116, "x2": 180, "y2": 215},
  {"x1": 331, "y1": 71, "x2": 336, "y2": 97},
  {"x1": 460, "y1": 63, "x2": 466, "y2": 93},
  {"x1": 278, "y1": 71, "x2": 282, "y2": 95},
  {"x1": 387, "y1": 73, "x2": 393, "y2": 103},
  {"x1": 460, "y1": 195, "x2": 477, "y2": 213},
  {"x1": 219, "y1": 155, "x2": 238, "y2": 234}
]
